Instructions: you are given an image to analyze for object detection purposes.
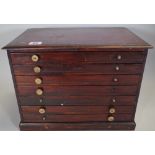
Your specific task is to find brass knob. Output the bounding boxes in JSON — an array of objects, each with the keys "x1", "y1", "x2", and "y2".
[
  {"x1": 35, "y1": 78, "x2": 42, "y2": 85},
  {"x1": 36, "y1": 88, "x2": 43, "y2": 96},
  {"x1": 39, "y1": 99, "x2": 43, "y2": 103},
  {"x1": 113, "y1": 78, "x2": 118, "y2": 82},
  {"x1": 117, "y1": 55, "x2": 122, "y2": 60},
  {"x1": 32, "y1": 55, "x2": 39, "y2": 62},
  {"x1": 109, "y1": 107, "x2": 116, "y2": 114},
  {"x1": 108, "y1": 116, "x2": 115, "y2": 122},
  {"x1": 112, "y1": 98, "x2": 116, "y2": 103},
  {"x1": 34, "y1": 66, "x2": 41, "y2": 73},
  {"x1": 42, "y1": 116, "x2": 46, "y2": 120},
  {"x1": 115, "y1": 66, "x2": 120, "y2": 71},
  {"x1": 39, "y1": 107, "x2": 46, "y2": 114}
]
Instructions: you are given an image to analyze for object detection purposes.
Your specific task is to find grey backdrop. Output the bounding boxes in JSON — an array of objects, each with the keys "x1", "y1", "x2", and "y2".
[{"x1": 0, "y1": 24, "x2": 155, "y2": 130}]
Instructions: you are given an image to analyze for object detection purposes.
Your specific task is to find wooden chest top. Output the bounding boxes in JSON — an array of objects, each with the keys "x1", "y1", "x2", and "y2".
[{"x1": 3, "y1": 27, "x2": 153, "y2": 50}]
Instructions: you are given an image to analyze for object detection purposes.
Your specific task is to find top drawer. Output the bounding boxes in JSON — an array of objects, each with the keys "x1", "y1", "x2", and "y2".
[{"x1": 10, "y1": 51, "x2": 146, "y2": 65}]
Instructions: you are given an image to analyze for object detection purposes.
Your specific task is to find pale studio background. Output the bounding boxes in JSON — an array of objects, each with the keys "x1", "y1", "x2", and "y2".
[{"x1": 0, "y1": 24, "x2": 154, "y2": 131}]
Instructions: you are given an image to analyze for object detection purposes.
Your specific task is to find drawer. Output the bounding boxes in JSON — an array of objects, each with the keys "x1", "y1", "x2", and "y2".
[
  {"x1": 19, "y1": 95, "x2": 137, "y2": 106},
  {"x1": 17, "y1": 85, "x2": 138, "y2": 96},
  {"x1": 13, "y1": 64, "x2": 143, "y2": 75},
  {"x1": 22, "y1": 113, "x2": 133, "y2": 122},
  {"x1": 15, "y1": 75, "x2": 141, "y2": 86},
  {"x1": 10, "y1": 51, "x2": 146, "y2": 65},
  {"x1": 21, "y1": 106, "x2": 134, "y2": 114}
]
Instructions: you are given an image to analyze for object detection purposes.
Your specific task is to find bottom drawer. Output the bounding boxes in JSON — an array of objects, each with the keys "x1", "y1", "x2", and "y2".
[
  {"x1": 21, "y1": 106, "x2": 134, "y2": 123},
  {"x1": 20, "y1": 122, "x2": 136, "y2": 131},
  {"x1": 22, "y1": 114, "x2": 133, "y2": 122}
]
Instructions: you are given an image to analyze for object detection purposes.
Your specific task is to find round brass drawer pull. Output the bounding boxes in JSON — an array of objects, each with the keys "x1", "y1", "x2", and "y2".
[
  {"x1": 113, "y1": 78, "x2": 118, "y2": 82},
  {"x1": 108, "y1": 116, "x2": 115, "y2": 122},
  {"x1": 109, "y1": 107, "x2": 116, "y2": 114},
  {"x1": 39, "y1": 107, "x2": 46, "y2": 114},
  {"x1": 117, "y1": 55, "x2": 122, "y2": 60},
  {"x1": 115, "y1": 66, "x2": 120, "y2": 71},
  {"x1": 34, "y1": 66, "x2": 41, "y2": 73},
  {"x1": 35, "y1": 78, "x2": 42, "y2": 85},
  {"x1": 32, "y1": 55, "x2": 39, "y2": 62},
  {"x1": 36, "y1": 88, "x2": 43, "y2": 96}
]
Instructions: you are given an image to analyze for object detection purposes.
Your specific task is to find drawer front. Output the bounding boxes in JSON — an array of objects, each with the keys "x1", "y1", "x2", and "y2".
[
  {"x1": 19, "y1": 96, "x2": 137, "y2": 106},
  {"x1": 13, "y1": 64, "x2": 143, "y2": 75},
  {"x1": 10, "y1": 51, "x2": 144, "y2": 125},
  {"x1": 17, "y1": 85, "x2": 138, "y2": 96},
  {"x1": 10, "y1": 51, "x2": 146, "y2": 65},
  {"x1": 22, "y1": 113, "x2": 133, "y2": 122},
  {"x1": 15, "y1": 75, "x2": 141, "y2": 86},
  {"x1": 21, "y1": 106, "x2": 134, "y2": 115}
]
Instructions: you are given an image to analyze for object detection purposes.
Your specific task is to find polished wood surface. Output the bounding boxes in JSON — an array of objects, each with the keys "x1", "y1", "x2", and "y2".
[
  {"x1": 22, "y1": 113, "x2": 133, "y2": 122},
  {"x1": 21, "y1": 105, "x2": 134, "y2": 114},
  {"x1": 17, "y1": 85, "x2": 138, "y2": 96},
  {"x1": 3, "y1": 28, "x2": 152, "y2": 49},
  {"x1": 10, "y1": 51, "x2": 146, "y2": 64},
  {"x1": 20, "y1": 122, "x2": 136, "y2": 131},
  {"x1": 18, "y1": 95, "x2": 137, "y2": 106},
  {"x1": 13, "y1": 64, "x2": 143, "y2": 75},
  {"x1": 15, "y1": 75, "x2": 140, "y2": 86},
  {"x1": 3, "y1": 27, "x2": 152, "y2": 130}
]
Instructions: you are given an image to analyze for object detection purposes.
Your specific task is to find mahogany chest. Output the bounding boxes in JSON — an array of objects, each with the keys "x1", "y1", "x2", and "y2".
[{"x1": 3, "y1": 27, "x2": 153, "y2": 130}]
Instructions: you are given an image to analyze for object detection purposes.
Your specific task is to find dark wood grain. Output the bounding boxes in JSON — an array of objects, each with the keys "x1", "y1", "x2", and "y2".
[
  {"x1": 21, "y1": 105, "x2": 134, "y2": 114},
  {"x1": 8, "y1": 48, "x2": 148, "y2": 52},
  {"x1": 10, "y1": 51, "x2": 146, "y2": 65},
  {"x1": 3, "y1": 27, "x2": 152, "y2": 130},
  {"x1": 20, "y1": 122, "x2": 136, "y2": 130},
  {"x1": 18, "y1": 95, "x2": 137, "y2": 106},
  {"x1": 13, "y1": 64, "x2": 143, "y2": 75},
  {"x1": 3, "y1": 28, "x2": 152, "y2": 49},
  {"x1": 22, "y1": 113, "x2": 133, "y2": 122},
  {"x1": 15, "y1": 75, "x2": 140, "y2": 86},
  {"x1": 17, "y1": 85, "x2": 138, "y2": 96}
]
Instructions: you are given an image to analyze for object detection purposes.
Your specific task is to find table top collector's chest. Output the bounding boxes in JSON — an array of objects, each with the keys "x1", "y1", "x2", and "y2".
[{"x1": 2, "y1": 27, "x2": 153, "y2": 130}]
